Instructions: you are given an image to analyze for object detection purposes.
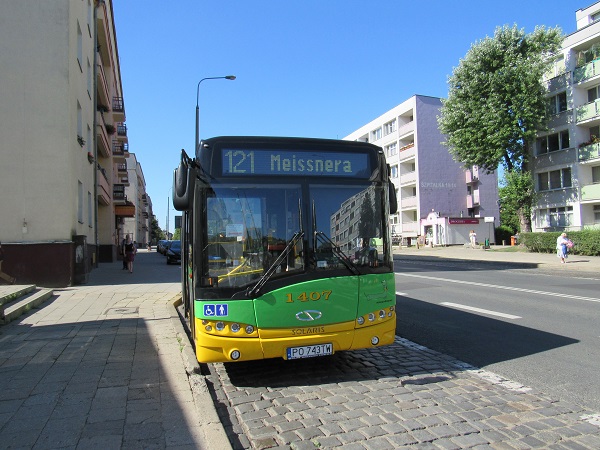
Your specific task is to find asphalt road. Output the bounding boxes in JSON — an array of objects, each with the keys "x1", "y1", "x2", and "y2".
[{"x1": 394, "y1": 257, "x2": 600, "y2": 412}]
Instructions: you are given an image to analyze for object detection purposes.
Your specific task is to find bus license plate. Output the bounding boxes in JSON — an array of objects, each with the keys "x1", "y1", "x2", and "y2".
[{"x1": 286, "y1": 343, "x2": 333, "y2": 360}]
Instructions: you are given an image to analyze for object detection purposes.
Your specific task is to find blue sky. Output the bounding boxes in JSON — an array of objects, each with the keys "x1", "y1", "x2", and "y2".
[{"x1": 113, "y1": 0, "x2": 583, "y2": 233}]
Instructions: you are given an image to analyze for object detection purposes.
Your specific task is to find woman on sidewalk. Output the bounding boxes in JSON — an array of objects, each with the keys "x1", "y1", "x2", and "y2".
[
  {"x1": 124, "y1": 235, "x2": 137, "y2": 273},
  {"x1": 556, "y1": 232, "x2": 571, "y2": 264}
]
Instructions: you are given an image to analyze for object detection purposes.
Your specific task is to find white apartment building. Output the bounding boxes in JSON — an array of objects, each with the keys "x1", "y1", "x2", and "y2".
[
  {"x1": 344, "y1": 95, "x2": 499, "y2": 245},
  {"x1": 533, "y1": 1, "x2": 600, "y2": 231}
]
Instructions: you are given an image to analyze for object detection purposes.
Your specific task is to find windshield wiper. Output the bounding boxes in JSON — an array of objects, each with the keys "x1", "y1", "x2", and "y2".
[
  {"x1": 314, "y1": 231, "x2": 361, "y2": 275},
  {"x1": 311, "y1": 201, "x2": 361, "y2": 275},
  {"x1": 246, "y1": 231, "x2": 304, "y2": 297}
]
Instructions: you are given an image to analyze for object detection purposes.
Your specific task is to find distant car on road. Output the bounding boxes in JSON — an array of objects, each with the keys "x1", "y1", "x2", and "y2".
[{"x1": 166, "y1": 240, "x2": 181, "y2": 265}]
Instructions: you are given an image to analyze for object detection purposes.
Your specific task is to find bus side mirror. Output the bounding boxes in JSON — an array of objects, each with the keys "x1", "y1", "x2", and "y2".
[
  {"x1": 173, "y1": 161, "x2": 193, "y2": 211},
  {"x1": 388, "y1": 182, "x2": 398, "y2": 214}
]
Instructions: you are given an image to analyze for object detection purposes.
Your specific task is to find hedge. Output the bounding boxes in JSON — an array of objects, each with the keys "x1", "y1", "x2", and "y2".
[{"x1": 519, "y1": 230, "x2": 600, "y2": 256}]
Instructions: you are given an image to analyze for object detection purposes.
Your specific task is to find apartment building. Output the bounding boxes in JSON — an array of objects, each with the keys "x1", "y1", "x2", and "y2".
[
  {"x1": 344, "y1": 95, "x2": 499, "y2": 246},
  {"x1": 0, "y1": 0, "x2": 144, "y2": 286},
  {"x1": 122, "y1": 153, "x2": 151, "y2": 247},
  {"x1": 533, "y1": 2, "x2": 600, "y2": 231}
]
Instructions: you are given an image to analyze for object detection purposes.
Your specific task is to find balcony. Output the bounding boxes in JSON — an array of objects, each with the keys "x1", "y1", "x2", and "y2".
[
  {"x1": 112, "y1": 97, "x2": 125, "y2": 122},
  {"x1": 96, "y1": 57, "x2": 110, "y2": 108},
  {"x1": 112, "y1": 140, "x2": 129, "y2": 160},
  {"x1": 399, "y1": 143, "x2": 415, "y2": 161},
  {"x1": 96, "y1": 3, "x2": 112, "y2": 69},
  {"x1": 400, "y1": 171, "x2": 417, "y2": 186},
  {"x1": 96, "y1": 122, "x2": 111, "y2": 158},
  {"x1": 400, "y1": 221, "x2": 419, "y2": 235},
  {"x1": 578, "y1": 142, "x2": 600, "y2": 163},
  {"x1": 574, "y1": 59, "x2": 600, "y2": 86},
  {"x1": 113, "y1": 184, "x2": 126, "y2": 202},
  {"x1": 97, "y1": 167, "x2": 111, "y2": 205},
  {"x1": 116, "y1": 123, "x2": 127, "y2": 138},
  {"x1": 581, "y1": 183, "x2": 600, "y2": 202},
  {"x1": 115, "y1": 204, "x2": 136, "y2": 217},
  {"x1": 465, "y1": 169, "x2": 479, "y2": 184},
  {"x1": 547, "y1": 109, "x2": 573, "y2": 130},
  {"x1": 576, "y1": 98, "x2": 600, "y2": 126},
  {"x1": 397, "y1": 121, "x2": 415, "y2": 138},
  {"x1": 400, "y1": 195, "x2": 417, "y2": 209},
  {"x1": 545, "y1": 72, "x2": 568, "y2": 93}
]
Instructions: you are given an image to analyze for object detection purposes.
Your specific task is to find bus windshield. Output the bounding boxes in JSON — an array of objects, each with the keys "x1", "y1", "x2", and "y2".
[{"x1": 202, "y1": 181, "x2": 387, "y2": 291}]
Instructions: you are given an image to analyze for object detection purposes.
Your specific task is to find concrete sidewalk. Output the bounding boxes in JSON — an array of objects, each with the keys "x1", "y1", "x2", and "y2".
[
  {"x1": 394, "y1": 244, "x2": 600, "y2": 276},
  {"x1": 0, "y1": 250, "x2": 231, "y2": 449}
]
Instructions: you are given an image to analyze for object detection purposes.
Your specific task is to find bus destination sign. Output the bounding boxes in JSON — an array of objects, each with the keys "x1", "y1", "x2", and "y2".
[{"x1": 222, "y1": 149, "x2": 370, "y2": 178}]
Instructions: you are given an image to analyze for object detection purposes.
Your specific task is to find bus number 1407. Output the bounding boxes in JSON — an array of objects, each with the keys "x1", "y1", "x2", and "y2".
[{"x1": 286, "y1": 291, "x2": 332, "y2": 303}]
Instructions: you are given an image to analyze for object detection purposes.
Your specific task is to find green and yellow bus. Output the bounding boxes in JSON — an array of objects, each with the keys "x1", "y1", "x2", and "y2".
[{"x1": 173, "y1": 136, "x2": 398, "y2": 363}]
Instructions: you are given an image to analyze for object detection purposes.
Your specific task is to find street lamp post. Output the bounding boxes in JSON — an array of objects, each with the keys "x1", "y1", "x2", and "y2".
[{"x1": 195, "y1": 75, "x2": 236, "y2": 153}]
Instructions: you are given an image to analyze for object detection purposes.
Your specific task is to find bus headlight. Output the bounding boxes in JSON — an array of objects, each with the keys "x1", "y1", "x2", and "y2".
[
  {"x1": 231, "y1": 323, "x2": 241, "y2": 333},
  {"x1": 379, "y1": 310, "x2": 386, "y2": 318},
  {"x1": 245, "y1": 325, "x2": 254, "y2": 334},
  {"x1": 230, "y1": 350, "x2": 241, "y2": 360},
  {"x1": 368, "y1": 313, "x2": 375, "y2": 322},
  {"x1": 216, "y1": 322, "x2": 225, "y2": 331},
  {"x1": 371, "y1": 336, "x2": 379, "y2": 345},
  {"x1": 357, "y1": 316, "x2": 365, "y2": 325}
]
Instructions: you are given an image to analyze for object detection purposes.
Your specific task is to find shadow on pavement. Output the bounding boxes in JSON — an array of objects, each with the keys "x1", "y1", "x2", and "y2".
[{"x1": 395, "y1": 294, "x2": 578, "y2": 368}]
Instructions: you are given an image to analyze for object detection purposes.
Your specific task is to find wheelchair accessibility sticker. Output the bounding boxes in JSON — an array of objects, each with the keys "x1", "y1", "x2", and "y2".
[{"x1": 203, "y1": 304, "x2": 228, "y2": 317}]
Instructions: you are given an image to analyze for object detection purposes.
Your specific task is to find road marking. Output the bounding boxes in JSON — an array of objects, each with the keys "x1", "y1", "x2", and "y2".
[
  {"x1": 440, "y1": 302, "x2": 521, "y2": 319},
  {"x1": 395, "y1": 272, "x2": 600, "y2": 304}
]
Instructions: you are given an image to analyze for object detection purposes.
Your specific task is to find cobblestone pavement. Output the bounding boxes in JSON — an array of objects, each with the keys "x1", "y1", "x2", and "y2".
[{"x1": 207, "y1": 337, "x2": 600, "y2": 449}]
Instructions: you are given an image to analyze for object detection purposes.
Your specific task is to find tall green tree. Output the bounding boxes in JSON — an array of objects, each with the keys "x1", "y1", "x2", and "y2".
[
  {"x1": 438, "y1": 25, "x2": 563, "y2": 231},
  {"x1": 150, "y1": 216, "x2": 164, "y2": 243},
  {"x1": 498, "y1": 170, "x2": 535, "y2": 233}
]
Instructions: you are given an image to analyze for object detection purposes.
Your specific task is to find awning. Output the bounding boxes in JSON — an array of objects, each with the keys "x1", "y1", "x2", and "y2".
[{"x1": 115, "y1": 205, "x2": 135, "y2": 217}]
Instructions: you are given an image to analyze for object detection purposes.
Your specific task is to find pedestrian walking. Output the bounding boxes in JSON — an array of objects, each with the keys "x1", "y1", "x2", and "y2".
[
  {"x1": 121, "y1": 237, "x2": 128, "y2": 270},
  {"x1": 0, "y1": 242, "x2": 16, "y2": 284},
  {"x1": 124, "y1": 235, "x2": 137, "y2": 273},
  {"x1": 469, "y1": 230, "x2": 477, "y2": 248},
  {"x1": 556, "y1": 232, "x2": 571, "y2": 264}
]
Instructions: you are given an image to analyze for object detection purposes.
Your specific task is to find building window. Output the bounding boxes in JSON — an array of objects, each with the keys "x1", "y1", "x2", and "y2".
[
  {"x1": 87, "y1": 125, "x2": 91, "y2": 153},
  {"x1": 592, "y1": 165, "x2": 600, "y2": 183},
  {"x1": 77, "y1": 102, "x2": 82, "y2": 139},
  {"x1": 88, "y1": 191, "x2": 93, "y2": 226},
  {"x1": 594, "y1": 205, "x2": 600, "y2": 223},
  {"x1": 385, "y1": 142, "x2": 397, "y2": 157},
  {"x1": 371, "y1": 127, "x2": 382, "y2": 141},
  {"x1": 87, "y1": 59, "x2": 92, "y2": 99},
  {"x1": 588, "y1": 85, "x2": 600, "y2": 103},
  {"x1": 548, "y1": 92, "x2": 567, "y2": 114},
  {"x1": 537, "y1": 130, "x2": 569, "y2": 155},
  {"x1": 538, "y1": 168, "x2": 572, "y2": 191},
  {"x1": 78, "y1": 181, "x2": 84, "y2": 224},
  {"x1": 390, "y1": 165, "x2": 398, "y2": 178},
  {"x1": 537, "y1": 206, "x2": 573, "y2": 228},
  {"x1": 383, "y1": 119, "x2": 396, "y2": 136},
  {"x1": 77, "y1": 22, "x2": 82, "y2": 71}
]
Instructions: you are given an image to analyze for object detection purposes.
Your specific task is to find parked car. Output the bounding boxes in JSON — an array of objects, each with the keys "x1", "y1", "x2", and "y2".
[
  {"x1": 166, "y1": 240, "x2": 181, "y2": 265},
  {"x1": 157, "y1": 240, "x2": 170, "y2": 254}
]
